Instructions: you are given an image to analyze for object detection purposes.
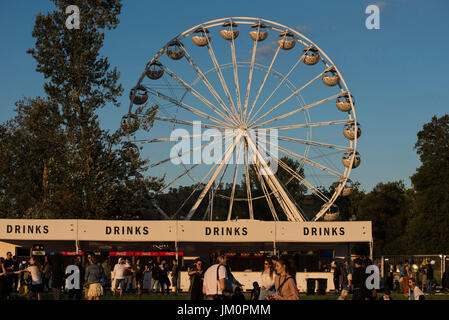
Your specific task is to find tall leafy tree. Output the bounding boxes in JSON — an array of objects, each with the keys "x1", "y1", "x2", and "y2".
[
  {"x1": 0, "y1": 98, "x2": 69, "y2": 218},
  {"x1": 356, "y1": 181, "x2": 410, "y2": 255},
  {"x1": 1, "y1": 0, "x2": 162, "y2": 219},
  {"x1": 407, "y1": 115, "x2": 449, "y2": 253}
]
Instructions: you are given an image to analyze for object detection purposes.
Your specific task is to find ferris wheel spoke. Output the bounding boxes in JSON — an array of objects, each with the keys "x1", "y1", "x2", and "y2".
[
  {"x1": 278, "y1": 159, "x2": 329, "y2": 203},
  {"x1": 203, "y1": 27, "x2": 240, "y2": 122},
  {"x1": 265, "y1": 140, "x2": 344, "y2": 179},
  {"x1": 257, "y1": 141, "x2": 330, "y2": 203},
  {"x1": 171, "y1": 160, "x2": 222, "y2": 220},
  {"x1": 156, "y1": 135, "x2": 226, "y2": 193},
  {"x1": 248, "y1": 69, "x2": 328, "y2": 128},
  {"x1": 274, "y1": 135, "x2": 349, "y2": 151},
  {"x1": 147, "y1": 87, "x2": 230, "y2": 127},
  {"x1": 246, "y1": 135, "x2": 306, "y2": 222},
  {"x1": 227, "y1": 140, "x2": 243, "y2": 220},
  {"x1": 247, "y1": 145, "x2": 279, "y2": 221},
  {"x1": 230, "y1": 24, "x2": 243, "y2": 120},
  {"x1": 251, "y1": 52, "x2": 307, "y2": 122},
  {"x1": 252, "y1": 92, "x2": 342, "y2": 129},
  {"x1": 264, "y1": 119, "x2": 348, "y2": 131},
  {"x1": 245, "y1": 40, "x2": 283, "y2": 125},
  {"x1": 153, "y1": 115, "x2": 227, "y2": 131},
  {"x1": 150, "y1": 198, "x2": 171, "y2": 220},
  {"x1": 162, "y1": 65, "x2": 238, "y2": 126},
  {"x1": 159, "y1": 163, "x2": 201, "y2": 193},
  {"x1": 149, "y1": 133, "x2": 231, "y2": 169},
  {"x1": 134, "y1": 132, "x2": 224, "y2": 145},
  {"x1": 186, "y1": 134, "x2": 240, "y2": 219},
  {"x1": 182, "y1": 49, "x2": 240, "y2": 124},
  {"x1": 242, "y1": 26, "x2": 260, "y2": 122},
  {"x1": 243, "y1": 140, "x2": 254, "y2": 220},
  {"x1": 206, "y1": 148, "x2": 233, "y2": 220},
  {"x1": 249, "y1": 156, "x2": 296, "y2": 221}
]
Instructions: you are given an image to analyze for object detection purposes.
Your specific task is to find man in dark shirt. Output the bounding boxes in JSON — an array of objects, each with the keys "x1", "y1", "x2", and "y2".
[
  {"x1": 188, "y1": 259, "x2": 205, "y2": 300},
  {"x1": 151, "y1": 262, "x2": 160, "y2": 294},
  {"x1": 351, "y1": 258, "x2": 366, "y2": 300},
  {"x1": 4, "y1": 252, "x2": 14, "y2": 297},
  {"x1": 159, "y1": 259, "x2": 170, "y2": 295}
]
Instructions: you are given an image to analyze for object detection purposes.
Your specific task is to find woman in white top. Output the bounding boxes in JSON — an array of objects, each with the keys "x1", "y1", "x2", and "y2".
[
  {"x1": 25, "y1": 257, "x2": 43, "y2": 300},
  {"x1": 259, "y1": 258, "x2": 275, "y2": 300}
]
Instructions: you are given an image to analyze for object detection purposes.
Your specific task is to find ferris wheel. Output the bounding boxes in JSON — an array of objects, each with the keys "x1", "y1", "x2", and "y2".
[{"x1": 121, "y1": 17, "x2": 361, "y2": 222}]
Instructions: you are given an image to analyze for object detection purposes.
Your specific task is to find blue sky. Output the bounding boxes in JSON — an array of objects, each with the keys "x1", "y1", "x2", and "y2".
[{"x1": 1, "y1": 0, "x2": 448, "y2": 192}]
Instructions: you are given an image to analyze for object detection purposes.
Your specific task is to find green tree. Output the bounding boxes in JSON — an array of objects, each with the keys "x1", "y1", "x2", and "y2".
[
  {"x1": 356, "y1": 181, "x2": 410, "y2": 255},
  {"x1": 0, "y1": 0, "x2": 162, "y2": 219},
  {"x1": 407, "y1": 114, "x2": 449, "y2": 253},
  {"x1": 0, "y1": 98, "x2": 69, "y2": 218},
  {"x1": 332, "y1": 181, "x2": 365, "y2": 221}
]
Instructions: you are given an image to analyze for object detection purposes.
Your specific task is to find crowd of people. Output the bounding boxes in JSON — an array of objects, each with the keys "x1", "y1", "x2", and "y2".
[
  {"x1": 1, "y1": 250, "x2": 446, "y2": 301},
  {"x1": 188, "y1": 254, "x2": 300, "y2": 300},
  {"x1": 331, "y1": 256, "x2": 434, "y2": 300},
  {"x1": 0, "y1": 251, "x2": 181, "y2": 300}
]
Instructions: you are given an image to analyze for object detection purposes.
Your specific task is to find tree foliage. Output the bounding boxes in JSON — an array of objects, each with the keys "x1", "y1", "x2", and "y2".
[
  {"x1": 407, "y1": 115, "x2": 449, "y2": 253},
  {"x1": 356, "y1": 181, "x2": 410, "y2": 255},
  {"x1": 0, "y1": 0, "x2": 162, "y2": 219}
]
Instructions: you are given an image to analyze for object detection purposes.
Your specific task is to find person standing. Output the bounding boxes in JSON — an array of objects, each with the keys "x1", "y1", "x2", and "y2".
[
  {"x1": 203, "y1": 254, "x2": 229, "y2": 300},
  {"x1": 51, "y1": 255, "x2": 64, "y2": 300},
  {"x1": 85, "y1": 255, "x2": 104, "y2": 300},
  {"x1": 171, "y1": 259, "x2": 180, "y2": 295},
  {"x1": 259, "y1": 258, "x2": 275, "y2": 300},
  {"x1": 424, "y1": 259, "x2": 434, "y2": 294},
  {"x1": 351, "y1": 258, "x2": 366, "y2": 300},
  {"x1": 3, "y1": 252, "x2": 14, "y2": 297},
  {"x1": 265, "y1": 257, "x2": 299, "y2": 300},
  {"x1": 159, "y1": 259, "x2": 171, "y2": 295},
  {"x1": 0, "y1": 258, "x2": 8, "y2": 300},
  {"x1": 151, "y1": 261, "x2": 160, "y2": 294},
  {"x1": 101, "y1": 259, "x2": 111, "y2": 290},
  {"x1": 400, "y1": 260, "x2": 410, "y2": 296},
  {"x1": 42, "y1": 256, "x2": 52, "y2": 292},
  {"x1": 112, "y1": 258, "x2": 128, "y2": 297},
  {"x1": 331, "y1": 261, "x2": 341, "y2": 294},
  {"x1": 146, "y1": 259, "x2": 153, "y2": 292},
  {"x1": 134, "y1": 259, "x2": 144, "y2": 296},
  {"x1": 343, "y1": 259, "x2": 353, "y2": 291},
  {"x1": 188, "y1": 259, "x2": 205, "y2": 300},
  {"x1": 25, "y1": 257, "x2": 43, "y2": 301},
  {"x1": 11, "y1": 256, "x2": 19, "y2": 294},
  {"x1": 124, "y1": 259, "x2": 133, "y2": 292},
  {"x1": 408, "y1": 278, "x2": 425, "y2": 300}
]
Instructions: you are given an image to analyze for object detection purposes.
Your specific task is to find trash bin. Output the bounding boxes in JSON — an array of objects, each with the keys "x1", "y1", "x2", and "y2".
[
  {"x1": 317, "y1": 278, "x2": 327, "y2": 295},
  {"x1": 306, "y1": 278, "x2": 316, "y2": 295}
]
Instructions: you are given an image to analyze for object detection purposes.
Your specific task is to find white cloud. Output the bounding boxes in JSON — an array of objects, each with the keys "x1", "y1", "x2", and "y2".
[
  {"x1": 296, "y1": 25, "x2": 310, "y2": 32},
  {"x1": 256, "y1": 41, "x2": 277, "y2": 60},
  {"x1": 372, "y1": 1, "x2": 388, "y2": 11}
]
